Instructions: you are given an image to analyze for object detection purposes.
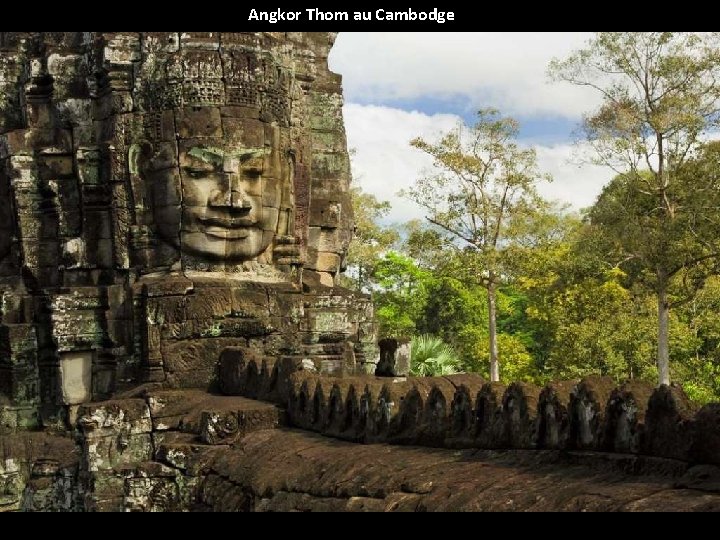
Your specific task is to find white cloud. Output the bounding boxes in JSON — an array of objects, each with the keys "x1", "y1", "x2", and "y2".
[
  {"x1": 330, "y1": 32, "x2": 601, "y2": 119},
  {"x1": 344, "y1": 104, "x2": 460, "y2": 224},
  {"x1": 534, "y1": 145, "x2": 613, "y2": 211},
  {"x1": 344, "y1": 104, "x2": 614, "y2": 224}
]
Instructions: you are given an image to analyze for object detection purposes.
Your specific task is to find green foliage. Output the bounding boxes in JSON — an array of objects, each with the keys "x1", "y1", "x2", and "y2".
[
  {"x1": 372, "y1": 251, "x2": 432, "y2": 338},
  {"x1": 402, "y1": 219, "x2": 449, "y2": 269},
  {"x1": 365, "y1": 198, "x2": 720, "y2": 401},
  {"x1": 342, "y1": 186, "x2": 399, "y2": 292},
  {"x1": 363, "y1": 188, "x2": 720, "y2": 401},
  {"x1": 588, "y1": 159, "x2": 720, "y2": 297},
  {"x1": 410, "y1": 335, "x2": 461, "y2": 377},
  {"x1": 674, "y1": 357, "x2": 720, "y2": 405},
  {"x1": 348, "y1": 34, "x2": 720, "y2": 399},
  {"x1": 542, "y1": 282, "x2": 660, "y2": 382},
  {"x1": 462, "y1": 330, "x2": 538, "y2": 383},
  {"x1": 673, "y1": 275, "x2": 720, "y2": 403},
  {"x1": 417, "y1": 276, "x2": 487, "y2": 343}
]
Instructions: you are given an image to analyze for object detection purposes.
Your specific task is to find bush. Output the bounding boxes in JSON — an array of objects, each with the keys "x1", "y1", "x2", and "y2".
[{"x1": 410, "y1": 335, "x2": 461, "y2": 377}]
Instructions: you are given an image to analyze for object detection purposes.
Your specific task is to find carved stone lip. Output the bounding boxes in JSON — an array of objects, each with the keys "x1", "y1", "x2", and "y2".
[
  {"x1": 199, "y1": 216, "x2": 257, "y2": 228},
  {"x1": 203, "y1": 227, "x2": 251, "y2": 240}
]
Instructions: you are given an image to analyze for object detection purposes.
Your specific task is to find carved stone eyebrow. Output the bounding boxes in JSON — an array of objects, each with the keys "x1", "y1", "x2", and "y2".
[{"x1": 187, "y1": 146, "x2": 267, "y2": 165}]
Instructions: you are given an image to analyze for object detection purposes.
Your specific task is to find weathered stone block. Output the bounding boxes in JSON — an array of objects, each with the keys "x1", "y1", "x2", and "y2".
[
  {"x1": 0, "y1": 470, "x2": 24, "y2": 511},
  {"x1": 374, "y1": 380, "x2": 416, "y2": 443},
  {"x1": 502, "y1": 382, "x2": 542, "y2": 449},
  {"x1": 568, "y1": 376, "x2": 616, "y2": 450},
  {"x1": 200, "y1": 405, "x2": 282, "y2": 445},
  {"x1": 217, "y1": 346, "x2": 256, "y2": 396},
  {"x1": 601, "y1": 380, "x2": 655, "y2": 454},
  {"x1": 375, "y1": 338, "x2": 411, "y2": 377},
  {"x1": 446, "y1": 375, "x2": 486, "y2": 447},
  {"x1": 77, "y1": 399, "x2": 152, "y2": 438},
  {"x1": 59, "y1": 351, "x2": 93, "y2": 405},
  {"x1": 175, "y1": 107, "x2": 222, "y2": 138},
  {"x1": 416, "y1": 379, "x2": 457, "y2": 447},
  {"x1": 536, "y1": 380, "x2": 578, "y2": 450},
  {"x1": 156, "y1": 440, "x2": 226, "y2": 476},
  {"x1": 690, "y1": 404, "x2": 720, "y2": 465},
  {"x1": 122, "y1": 462, "x2": 184, "y2": 512},
  {"x1": 642, "y1": 384, "x2": 697, "y2": 461},
  {"x1": 474, "y1": 382, "x2": 507, "y2": 448},
  {"x1": 313, "y1": 252, "x2": 341, "y2": 273}
]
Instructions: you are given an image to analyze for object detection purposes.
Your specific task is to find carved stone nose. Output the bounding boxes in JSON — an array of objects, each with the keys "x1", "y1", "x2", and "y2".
[
  {"x1": 229, "y1": 191, "x2": 252, "y2": 209},
  {"x1": 209, "y1": 188, "x2": 252, "y2": 209}
]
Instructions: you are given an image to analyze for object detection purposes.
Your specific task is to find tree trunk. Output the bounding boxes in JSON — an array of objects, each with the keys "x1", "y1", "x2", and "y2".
[
  {"x1": 657, "y1": 280, "x2": 671, "y2": 386},
  {"x1": 488, "y1": 281, "x2": 499, "y2": 382}
]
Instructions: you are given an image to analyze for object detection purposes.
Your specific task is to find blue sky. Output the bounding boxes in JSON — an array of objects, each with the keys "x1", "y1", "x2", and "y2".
[
  {"x1": 328, "y1": 32, "x2": 615, "y2": 224},
  {"x1": 347, "y1": 92, "x2": 580, "y2": 143}
]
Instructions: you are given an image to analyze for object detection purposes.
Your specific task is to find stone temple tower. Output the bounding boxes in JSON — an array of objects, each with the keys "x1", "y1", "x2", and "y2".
[{"x1": 0, "y1": 32, "x2": 378, "y2": 428}]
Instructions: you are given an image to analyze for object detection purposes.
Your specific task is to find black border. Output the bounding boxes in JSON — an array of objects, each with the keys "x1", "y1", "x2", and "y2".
[{"x1": 0, "y1": 4, "x2": 686, "y2": 31}]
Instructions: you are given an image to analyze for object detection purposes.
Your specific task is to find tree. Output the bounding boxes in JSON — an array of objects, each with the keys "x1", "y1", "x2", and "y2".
[
  {"x1": 541, "y1": 269, "x2": 661, "y2": 382},
  {"x1": 342, "y1": 186, "x2": 399, "y2": 292},
  {"x1": 402, "y1": 219, "x2": 449, "y2": 270},
  {"x1": 418, "y1": 276, "x2": 486, "y2": 343},
  {"x1": 550, "y1": 32, "x2": 720, "y2": 385},
  {"x1": 586, "y1": 147, "x2": 720, "y2": 386},
  {"x1": 404, "y1": 108, "x2": 550, "y2": 382}
]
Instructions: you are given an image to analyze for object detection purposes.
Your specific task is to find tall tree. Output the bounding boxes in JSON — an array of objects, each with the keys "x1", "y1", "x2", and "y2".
[
  {"x1": 550, "y1": 33, "x2": 720, "y2": 384},
  {"x1": 404, "y1": 108, "x2": 550, "y2": 382}
]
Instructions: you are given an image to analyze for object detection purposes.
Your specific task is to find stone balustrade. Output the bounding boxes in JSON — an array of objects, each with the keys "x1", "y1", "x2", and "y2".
[{"x1": 221, "y1": 355, "x2": 719, "y2": 464}]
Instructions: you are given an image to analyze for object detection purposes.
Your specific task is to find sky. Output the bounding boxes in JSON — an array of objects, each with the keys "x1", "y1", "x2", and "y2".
[{"x1": 327, "y1": 32, "x2": 616, "y2": 225}]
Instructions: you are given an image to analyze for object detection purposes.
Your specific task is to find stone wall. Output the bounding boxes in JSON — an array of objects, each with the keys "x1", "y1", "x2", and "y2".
[
  {"x1": 1, "y1": 388, "x2": 286, "y2": 511},
  {"x1": 0, "y1": 432, "x2": 80, "y2": 511},
  {"x1": 0, "y1": 32, "x2": 353, "y2": 282},
  {"x1": 196, "y1": 429, "x2": 720, "y2": 512}
]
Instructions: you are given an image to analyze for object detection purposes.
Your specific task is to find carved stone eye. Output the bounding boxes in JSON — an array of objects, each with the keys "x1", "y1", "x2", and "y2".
[{"x1": 185, "y1": 169, "x2": 208, "y2": 179}]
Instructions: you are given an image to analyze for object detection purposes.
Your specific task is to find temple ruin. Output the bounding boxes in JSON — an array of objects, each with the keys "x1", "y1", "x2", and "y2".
[{"x1": 0, "y1": 32, "x2": 718, "y2": 512}]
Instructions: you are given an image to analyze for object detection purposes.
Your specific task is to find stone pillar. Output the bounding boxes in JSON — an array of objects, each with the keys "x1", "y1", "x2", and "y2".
[{"x1": 375, "y1": 338, "x2": 411, "y2": 377}]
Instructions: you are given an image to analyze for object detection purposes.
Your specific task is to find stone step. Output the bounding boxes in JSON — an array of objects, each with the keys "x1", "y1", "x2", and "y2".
[
  {"x1": 154, "y1": 434, "x2": 231, "y2": 475},
  {"x1": 146, "y1": 389, "x2": 285, "y2": 441},
  {"x1": 152, "y1": 398, "x2": 286, "y2": 473},
  {"x1": 199, "y1": 402, "x2": 285, "y2": 445}
]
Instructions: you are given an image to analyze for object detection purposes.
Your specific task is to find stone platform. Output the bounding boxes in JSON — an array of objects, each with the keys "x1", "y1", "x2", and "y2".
[{"x1": 200, "y1": 428, "x2": 720, "y2": 512}]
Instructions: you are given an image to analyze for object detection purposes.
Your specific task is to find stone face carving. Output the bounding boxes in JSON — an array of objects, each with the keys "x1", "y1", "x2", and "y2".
[
  {"x1": 0, "y1": 32, "x2": 378, "y2": 423},
  {"x1": 138, "y1": 110, "x2": 294, "y2": 265},
  {"x1": 129, "y1": 44, "x2": 298, "y2": 270}
]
